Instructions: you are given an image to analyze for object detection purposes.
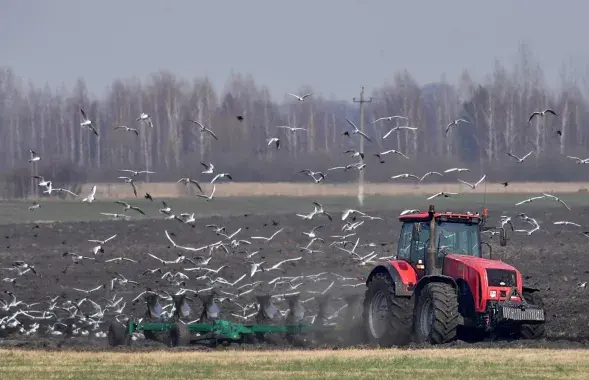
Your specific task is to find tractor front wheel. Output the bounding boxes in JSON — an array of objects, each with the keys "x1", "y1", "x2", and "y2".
[
  {"x1": 363, "y1": 273, "x2": 413, "y2": 347},
  {"x1": 518, "y1": 290, "x2": 546, "y2": 339},
  {"x1": 414, "y1": 282, "x2": 459, "y2": 344}
]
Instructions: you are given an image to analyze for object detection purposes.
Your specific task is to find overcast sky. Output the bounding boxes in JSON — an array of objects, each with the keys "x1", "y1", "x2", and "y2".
[{"x1": 1, "y1": 0, "x2": 587, "y2": 101}]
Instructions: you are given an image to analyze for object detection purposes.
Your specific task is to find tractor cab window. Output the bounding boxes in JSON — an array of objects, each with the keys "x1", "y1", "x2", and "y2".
[
  {"x1": 410, "y1": 222, "x2": 430, "y2": 263},
  {"x1": 397, "y1": 222, "x2": 413, "y2": 259},
  {"x1": 436, "y1": 222, "x2": 480, "y2": 257}
]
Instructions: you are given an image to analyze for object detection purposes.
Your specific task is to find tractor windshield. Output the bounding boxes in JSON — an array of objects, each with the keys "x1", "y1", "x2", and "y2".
[{"x1": 435, "y1": 221, "x2": 480, "y2": 257}]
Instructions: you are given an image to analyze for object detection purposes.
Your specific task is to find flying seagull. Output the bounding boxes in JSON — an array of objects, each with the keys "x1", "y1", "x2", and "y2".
[
  {"x1": 82, "y1": 185, "x2": 97, "y2": 203},
  {"x1": 177, "y1": 177, "x2": 203, "y2": 193},
  {"x1": 457, "y1": 174, "x2": 486, "y2": 189},
  {"x1": 383, "y1": 126, "x2": 418, "y2": 139},
  {"x1": 136, "y1": 113, "x2": 153, "y2": 128},
  {"x1": 189, "y1": 120, "x2": 218, "y2": 140},
  {"x1": 372, "y1": 116, "x2": 408, "y2": 124},
  {"x1": 267, "y1": 137, "x2": 281, "y2": 150},
  {"x1": 445, "y1": 119, "x2": 470, "y2": 134},
  {"x1": 343, "y1": 118, "x2": 372, "y2": 141},
  {"x1": 197, "y1": 184, "x2": 216, "y2": 201},
  {"x1": 201, "y1": 162, "x2": 215, "y2": 174},
  {"x1": 117, "y1": 176, "x2": 138, "y2": 197},
  {"x1": 506, "y1": 151, "x2": 533, "y2": 163},
  {"x1": 444, "y1": 168, "x2": 470, "y2": 173},
  {"x1": 80, "y1": 108, "x2": 99, "y2": 136},
  {"x1": 427, "y1": 192, "x2": 458, "y2": 200},
  {"x1": 119, "y1": 169, "x2": 155, "y2": 177},
  {"x1": 276, "y1": 125, "x2": 306, "y2": 132},
  {"x1": 528, "y1": 109, "x2": 557, "y2": 122},
  {"x1": 288, "y1": 93, "x2": 313, "y2": 102},
  {"x1": 375, "y1": 149, "x2": 409, "y2": 162},
  {"x1": 113, "y1": 126, "x2": 139, "y2": 136},
  {"x1": 28, "y1": 150, "x2": 40, "y2": 163},
  {"x1": 114, "y1": 201, "x2": 146, "y2": 215},
  {"x1": 211, "y1": 173, "x2": 233, "y2": 184}
]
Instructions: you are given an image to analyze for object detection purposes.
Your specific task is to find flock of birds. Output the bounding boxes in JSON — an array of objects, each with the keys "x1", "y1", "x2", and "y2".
[{"x1": 0, "y1": 94, "x2": 581, "y2": 344}]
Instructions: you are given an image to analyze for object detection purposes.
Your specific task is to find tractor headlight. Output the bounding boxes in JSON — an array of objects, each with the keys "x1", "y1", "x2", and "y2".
[{"x1": 489, "y1": 290, "x2": 497, "y2": 298}]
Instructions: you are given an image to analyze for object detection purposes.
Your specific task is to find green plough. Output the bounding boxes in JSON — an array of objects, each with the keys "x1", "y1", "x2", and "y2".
[{"x1": 107, "y1": 292, "x2": 362, "y2": 347}]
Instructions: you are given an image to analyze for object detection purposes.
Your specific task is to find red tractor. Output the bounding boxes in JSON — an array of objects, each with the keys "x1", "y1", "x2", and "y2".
[{"x1": 363, "y1": 205, "x2": 546, "y2": 346}]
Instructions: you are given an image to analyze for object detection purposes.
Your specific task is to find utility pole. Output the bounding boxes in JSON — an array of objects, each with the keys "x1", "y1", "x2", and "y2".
[{"x1": 353, "y1": 86, "x2": 373, "y2": 206}]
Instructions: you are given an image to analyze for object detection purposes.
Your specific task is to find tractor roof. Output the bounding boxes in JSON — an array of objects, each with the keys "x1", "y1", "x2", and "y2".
[{"x1": 399, "y1": 211, "x2": 482, "y2": 223}]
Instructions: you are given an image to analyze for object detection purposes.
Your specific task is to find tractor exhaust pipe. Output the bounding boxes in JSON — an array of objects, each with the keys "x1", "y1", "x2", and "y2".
[{"x1": 426, "y1": 204, "x2": 440, "y2": 276}]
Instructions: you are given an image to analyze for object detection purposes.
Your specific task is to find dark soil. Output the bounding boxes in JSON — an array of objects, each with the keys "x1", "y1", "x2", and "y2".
[{"x1": 1, "y1": 202, "x2": 588, "y2": 350}]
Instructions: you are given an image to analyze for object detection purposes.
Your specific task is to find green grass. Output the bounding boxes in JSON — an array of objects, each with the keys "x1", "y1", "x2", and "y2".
[
  {"x1": 0, "y1": 192, "x2": 587, "y2": 224},
  {"x1": 0, "y1": 348, "x2": 587, "y2": 379}
]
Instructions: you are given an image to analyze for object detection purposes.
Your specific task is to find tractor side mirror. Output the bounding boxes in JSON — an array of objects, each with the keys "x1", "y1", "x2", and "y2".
[
  {"x1": 481, "y1": 241, "x2": 492, "y2": 259},
  {"x1": 499, "y1": 227, "x2": 508, "y2": 247}
]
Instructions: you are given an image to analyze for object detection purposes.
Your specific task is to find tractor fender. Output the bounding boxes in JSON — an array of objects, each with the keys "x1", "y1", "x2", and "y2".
[
  {"x1": 365, "y1": 261, "x2": 418, "y2": 297},
  {"x1": 411, "y1": 275, "x2": 458, "y2": 304}
]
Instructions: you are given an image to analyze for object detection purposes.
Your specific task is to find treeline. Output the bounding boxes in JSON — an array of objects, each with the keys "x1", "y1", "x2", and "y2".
[{"x1": 1, "y1": 43, "x2": 589, "y2": 198}]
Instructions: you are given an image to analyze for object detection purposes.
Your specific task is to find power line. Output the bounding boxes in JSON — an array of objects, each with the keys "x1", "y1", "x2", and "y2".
[{"x1": 353, "y1": 86, "x2": 373, "y2": 206}]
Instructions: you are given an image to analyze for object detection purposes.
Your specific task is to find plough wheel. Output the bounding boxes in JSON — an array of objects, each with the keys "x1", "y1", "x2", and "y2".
[
  {"x1": 107, "y1": 322, "x2": 128, "y2": 347},
  {"x1": 168, "y1": 322, "x2": 191, "y2": 347},
  {"x1": 519, "y1": 290, "x2": 546, "y2": 340}
]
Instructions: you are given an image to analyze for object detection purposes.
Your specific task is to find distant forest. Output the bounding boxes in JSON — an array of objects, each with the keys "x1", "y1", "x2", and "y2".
[{"x1": 2, "y1": 43, "x2": 589, "y2": 198}]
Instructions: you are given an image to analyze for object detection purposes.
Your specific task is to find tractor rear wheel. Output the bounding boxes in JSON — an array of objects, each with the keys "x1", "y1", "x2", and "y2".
[
  {"x1": 519, "y1": 290, "x2": 546, "y2": 339},
  {"x1": 414, "y1": 282, "x2": 459, "y2": 344},
  {"x1": 363, "y1": 273, "x2": 413, "y2": 347}
]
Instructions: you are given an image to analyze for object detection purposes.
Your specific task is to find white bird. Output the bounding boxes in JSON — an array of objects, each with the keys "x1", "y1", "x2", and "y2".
[
  {"x1": 80, "y1": 108, "x2": 99, "y2": 136},
  {"x1": 251, "y1": 228, "x2": 284, "y2": 243},
  {"x1": 375, "y1": 149, "x2": 409, "y2": 161},
  {"x1": 427, "y1": 192, "x2": 458, "y2": 200},
  {"x1": 28, "y1": 202, "x2": 40, "y2": 211},
  {"x1": 302, "y1": 225, "x2": 324, "y2": 239},
  {"x1": 88, "y1": 234, "x2": 117, "y2": 246},
  {"x1": 113, "y1": 125, "x2": 139, "y2": 135},
  {"x1": 114, "y1": 201, "x2": 146, "y2": 215},
  {"x1": 506, "y1": 151, "x2": 533, "y2": 163},
  {"x1": 372, "y1": 116, "x2": 408, "y2": 124},
  {"x1": 342, "y1": 209, "x2": 366, "y2": 221},
  {"x1": 343, "y1": 118, "x2": 372, "y2": 141},
  {"x1": 177, "y1": 177, "x2": 203, "y2": 193},
  {"x1": 566, "y1": 156, "x2": 589, "y2": 164},
  {"x1": 136, "y1": 113, "x2": 153, "y2": 128},
  {"x1": 100, "y1": 212, "x2": 131, "y2": 220},
  {"x1": 73, "y1": 285, "x2": 105, "y2": 295},
  {"x1": 419, "y1": 172, "x2": 443, "y2": 182},
  {"x1": 31, "y1": 176, "x2": 50, "y2": 187},
  {"x1": 445, "y1": 118, "x2": 470, "y2": 133},
  {"x1": 542, "y1": 193, "x2": 571, "y2": 210},
  {"x1": 197, "y1": 184, "x2": 216, "y2": 201},
  {"x1": 104, "y1": 257, "x2": 138, "y2": 264},
  {"x1": 383, "y1": 126, "x2": 418, "y2": 139},
  {"x1": 528, "y1": 109, "x2": 557, "y2": 122},
  {"x1": 400, "y1": 209, "x2": 419, "y2": 215},
  {"x1": 267, "y1": 137, "x2": 281, "y2": 150},
  {"x1": 28, "y1": 149, "x2": 40, "y2": 163},
  {"x1": 201, "y1": 162, "x2": 215, "y2": 174},
  {"x1": 164, "y1": 230, "x2": 207, "y2": 254},
  {"x1": 288, "y1": 93, "x2": 313, "y2": 102},
  {"x1": 444, "y1": 168, "x2": 470, "y2": 173},
  {"x1": 343, "y1": 149, "x2": 364, "y2": 159},
  {"x1": 117, "y1": 176, "x2": 138, "y2": 197},
  {"x1": 262, "y1": 257, "x2": 303, "y2": 272},
  {"x1": 119, "y1": 169, "x2": 155, "y2": 177},
  {"x1": 211, "y1": 173, "x2": 233, "y2": 184},
  {"x1": 457, "y1": 174, "x2": 486, "y2": 189},
  {"x1": 515, "y1": 196, "x2": 546, "y2": 206},
  {"x1": 554, "y1": 221, "x2": 581, "y2": 227},
  {"x1": 82, "y1": 185, "x2": 97, "y2": 203},
  {"x1": 276, "y1": 125, "x2": 306, "y2": 132},
  {"x1": 391, "y1": 173, "x2": 420, "y2": 180},
  {"x1": 189, "y1": 120, "x2": 218, "y2": 140}
]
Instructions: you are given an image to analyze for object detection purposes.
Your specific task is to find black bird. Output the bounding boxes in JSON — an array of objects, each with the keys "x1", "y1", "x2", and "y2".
[
  {"x1": 556, "y1": 130, "x2": 562, "y2": 136},
  {"x1": 237, "y1": 115, "x2": 244, "y2": 121},
  {"x1": 501, "y1": 182, "x2": 509, "y2": 187},
  {"x1": 144, "y1": 193, "x2": 153, "y2": 201}
]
